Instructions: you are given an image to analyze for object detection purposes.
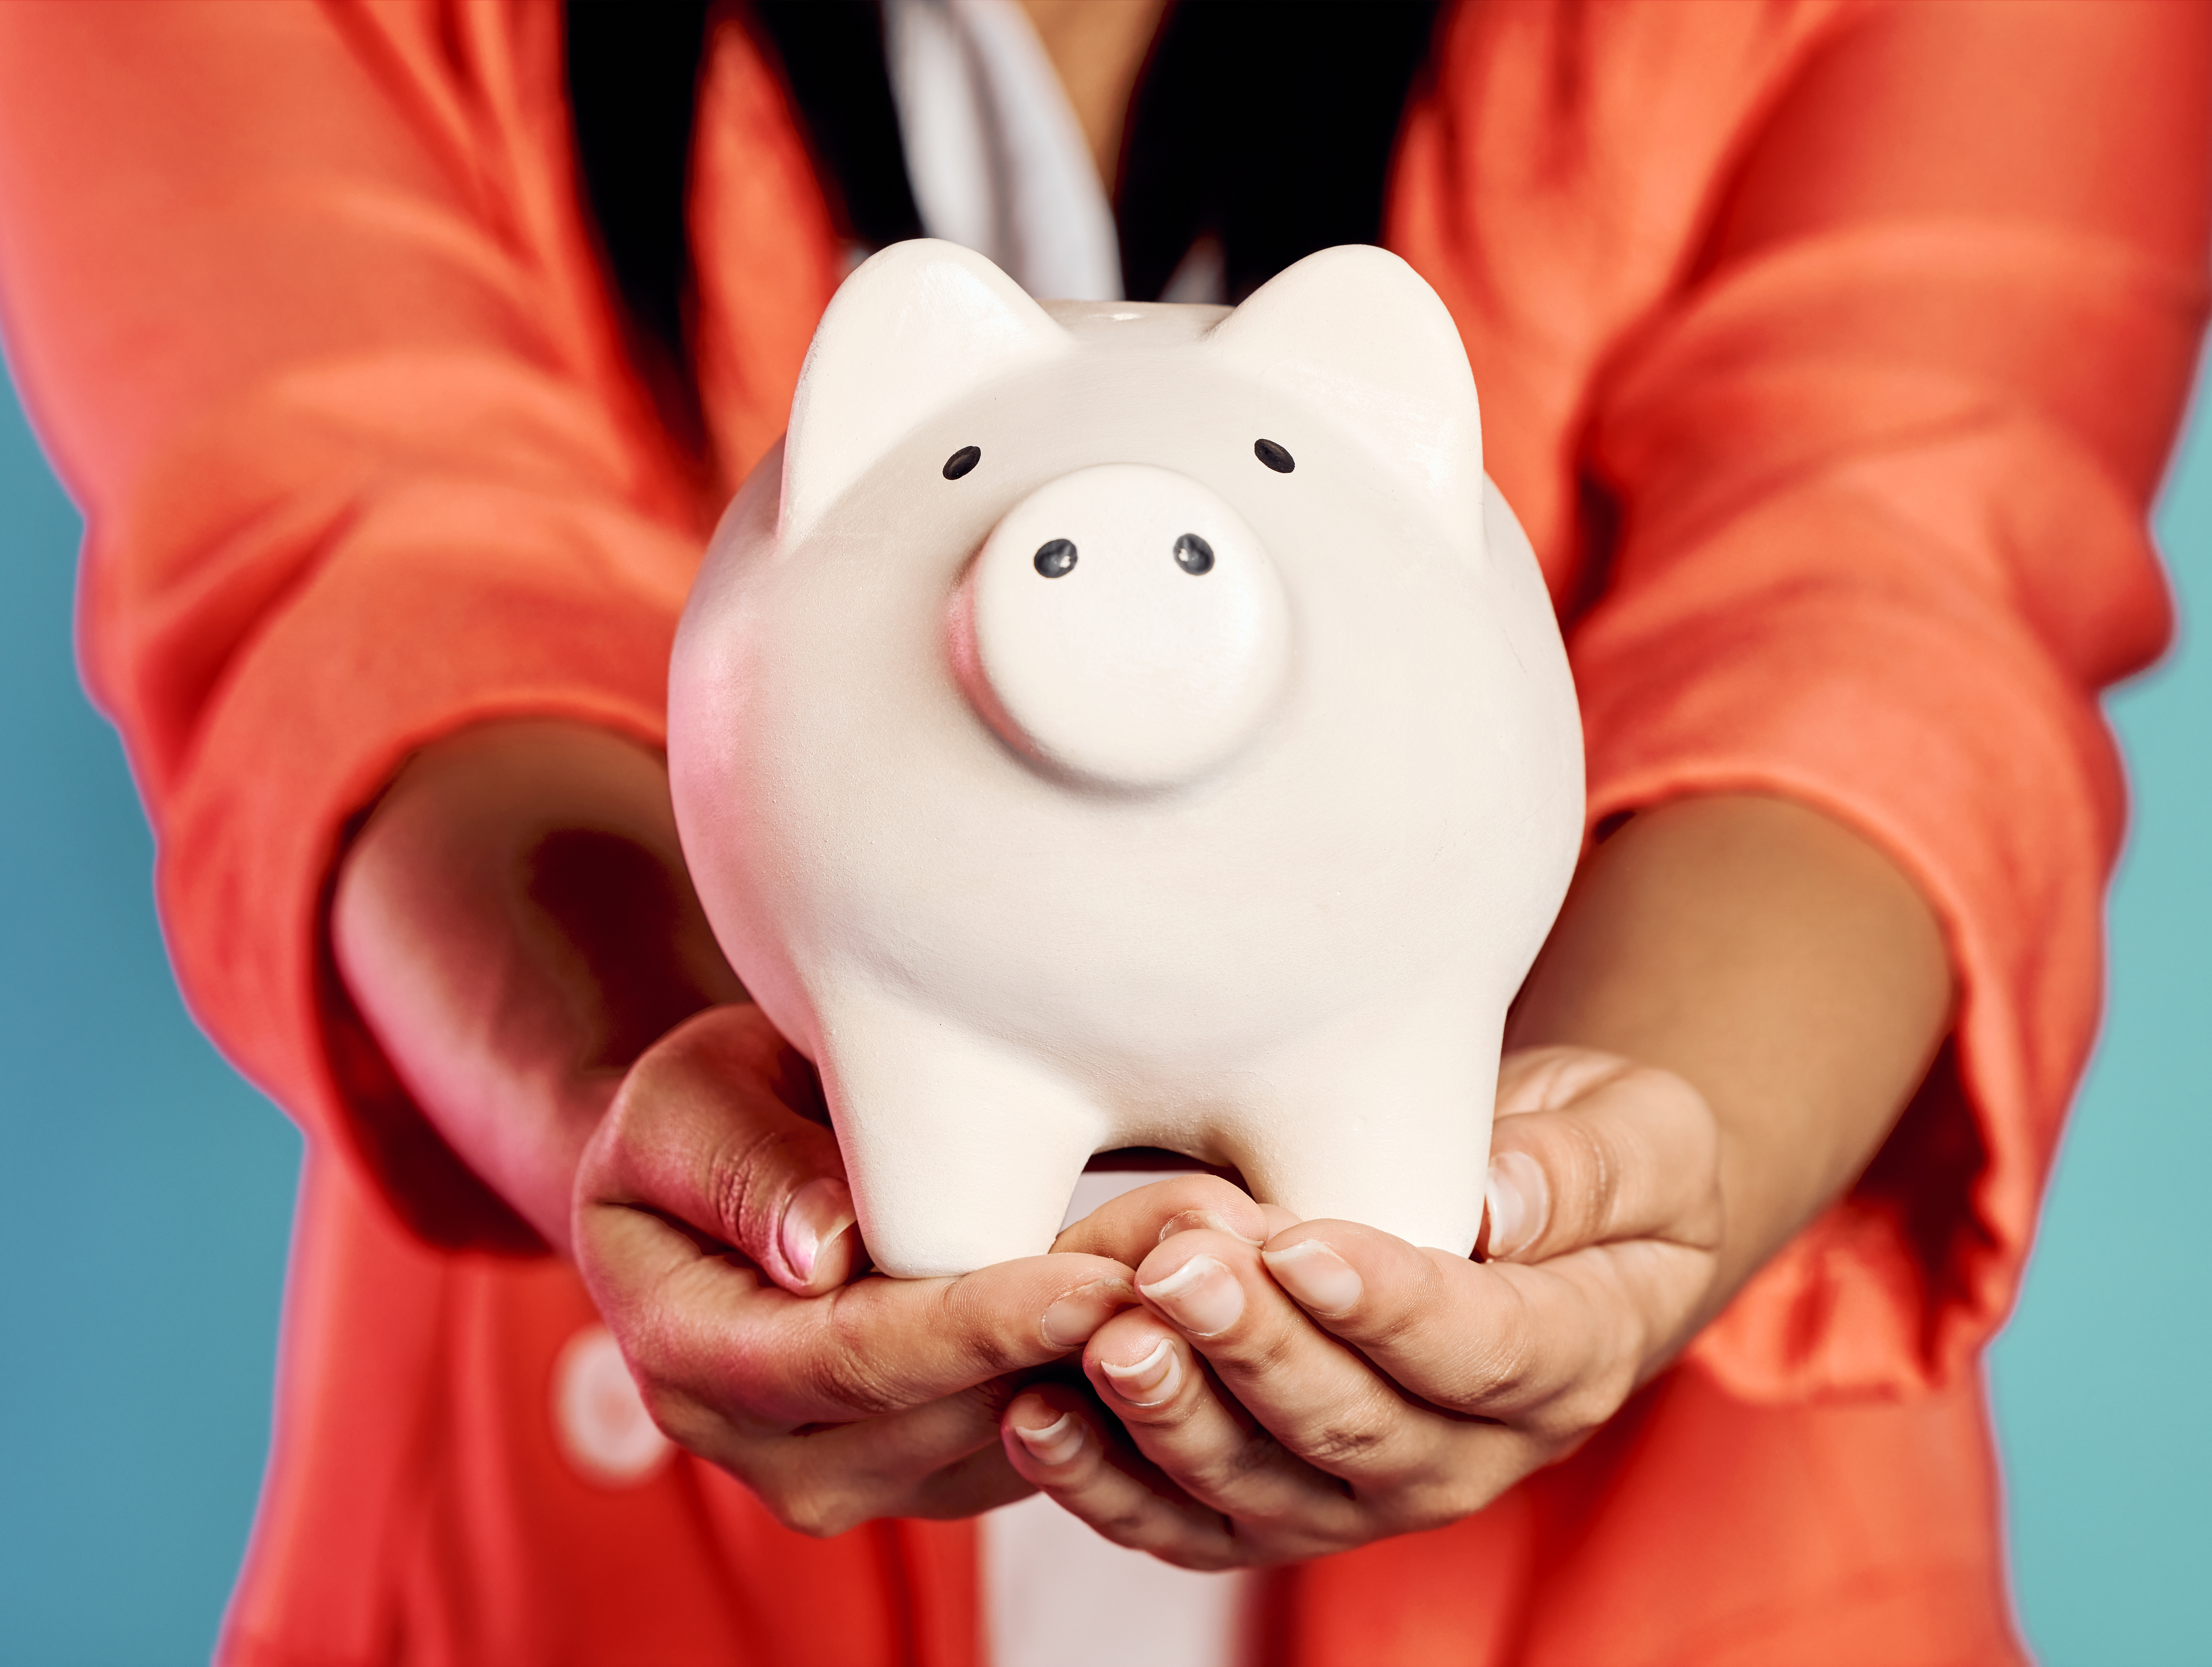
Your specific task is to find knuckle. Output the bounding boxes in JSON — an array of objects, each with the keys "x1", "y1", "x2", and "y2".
[
  {"x1": 1509, "y1": 1060, "x2": 1725, "y2": 1252},
  {"x1": 1525, "y1": 1343, "x2": 1638, "y2": 1436},
  {"x1": 802, "y1": 1330, "x2": 908, "y2": 1417},
  {"x1": 938, "y1": 1282, "x2": 1029, "y2": 1378},
  {"x1": 706, "y1": 1126, "x2": 800, "y2": 1254},
  {"x1": 1204, "y1": 1321, "x2": 1305, "y2": 1384},
  {"x1": 635, "y1": 1380, "x2": 714, "y2": 1452},
  {"x1": 1184, "y1": 1428, "x2": 1286, "y2": 1497},
  {"x1": 1285, "y1": 1384, "x2": 1401, "y2": 1470},
  {"x1": 1546, "y1": 1117, "x2": 1621, "y2": 1243},
  {"x1": 1450, "y1": 1305, "x2": 1544, "y2": 1409},
  {"x1": 1354, "y1": 1305, "x2": 1423, "y2": 1358},
  {"x1": 618, "y1": 1324, "x2": 689, "y2": 1414},
  {"x1": 769, "y1": 1484, "x2": 865, "y2": 1539},
  {"x1": 1535, "y1": 1381, "x2": 1628, "y2": 1438},
  {"x1": 1079, "y1": 1498, "x2": 1173, "y2": 1550},
  {"x1": 1392, "y1": 1471, "x2": 1503, "y2": 1534},
  {"x1": 1295, "y1": 1421, "x2": 1389, "y2": 1469}
]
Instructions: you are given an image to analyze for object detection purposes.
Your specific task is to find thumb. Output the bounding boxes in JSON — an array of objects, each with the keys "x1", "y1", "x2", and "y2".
[
  {"x1": 1479, "y1": 1046, "x2": 1721, "y2": 1264},
  {"x1": 577, "y1": 1003, "x2": 862, "y2": 1295}
]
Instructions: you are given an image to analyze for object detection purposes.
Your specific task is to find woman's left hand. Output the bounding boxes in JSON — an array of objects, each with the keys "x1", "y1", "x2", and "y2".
[{"x1": 1001, "y1": 1045, "x2": 1724, "y2": 1568}]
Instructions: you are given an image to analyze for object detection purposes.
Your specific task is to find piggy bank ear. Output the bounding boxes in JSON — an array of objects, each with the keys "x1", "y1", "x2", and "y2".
[
  {"x1": 1207, "y1": 246, "x2": 1484, "y2": 550},
  {"x1": 780, "y1": 239, "x2": 1072, "y2": 539}
]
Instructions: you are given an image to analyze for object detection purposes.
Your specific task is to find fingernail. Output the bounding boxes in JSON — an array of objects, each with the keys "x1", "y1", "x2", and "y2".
[
  {"x1": 1261, "y1": 1239, "x2": 1362, "y2": 1316},
  {"x1": 1098, "y1": 1337, "x2": 1182, "y2": 1406},
  {"x1": 1155, "y1": 1209, "x2": 1264, "y2": 1247},
  {"x1": 1042, "y1": 1278, "x2": 1136, "y2": 1350},
  {"x1": 779, "y1": 1176, "x2": 856, "y2": 1283},
  {"x1": 1484, "y1": 1150, "x2": 1548, "y2": 1260},
  {"x1": 1139, "y1": 1254, "x2": 1244, "y2": 1337},
  {"x1": 1012, "y1": 1411, "x2": 1086, "y2": 1467}
]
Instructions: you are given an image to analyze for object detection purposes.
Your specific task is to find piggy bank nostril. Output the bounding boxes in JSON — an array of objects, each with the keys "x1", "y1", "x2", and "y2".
[
  {"x1": 1034, "y1": 538, "x2": 1077, "y2": 578},
  {"x1": 1173, "y1": 533, "x2": 1215, "y2": 575}
]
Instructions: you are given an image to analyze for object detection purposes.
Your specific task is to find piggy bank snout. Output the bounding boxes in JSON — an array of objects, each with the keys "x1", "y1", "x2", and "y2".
[{"x1": 950, "y1": 463, "x2": 1293, "y2": 789}]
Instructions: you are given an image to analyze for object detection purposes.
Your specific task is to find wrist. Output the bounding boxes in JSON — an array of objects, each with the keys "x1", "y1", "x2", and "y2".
[{"x1": 332, "y1": 720, "x2": 742, "y2": 1256}]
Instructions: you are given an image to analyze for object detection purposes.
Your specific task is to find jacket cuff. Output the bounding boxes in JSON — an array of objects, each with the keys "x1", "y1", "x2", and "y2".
[
  {"x1": 149, "y1": 480, "x2": 695, "y2": 1244},
  {"x1": 1571, "y1": 473, "x2": 2132, "y2": 1397}
]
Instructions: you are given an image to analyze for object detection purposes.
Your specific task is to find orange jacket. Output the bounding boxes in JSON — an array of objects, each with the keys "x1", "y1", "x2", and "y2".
[{"x1": 0, "y1": 3, "x2": 2203, "y2": 1662}]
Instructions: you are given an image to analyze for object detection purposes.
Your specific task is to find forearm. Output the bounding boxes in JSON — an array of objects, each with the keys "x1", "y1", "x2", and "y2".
[
  {"x1": 331, "y1": 720, "x2": 742, "y2": 1252},
  {"x1": 1507, "y1": 793, "x2": 1953, "y2": 1308}
]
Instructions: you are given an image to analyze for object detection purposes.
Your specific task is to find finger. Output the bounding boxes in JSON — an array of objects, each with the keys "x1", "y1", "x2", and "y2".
[
  {"x1": 1261, "y1": 1218, "x2": 1710, "y2": 1432},
  {"x1": 678, "y1": 1378, "x2": 1030, "y2": 1537},
  {"x1": 1090, "y1": 1305, "x2": 1348, "y2": 1525},
  {"x1": 904, "y1": 1429, "x2": 1041, "y2": 1521},
  {"x1": 1000, "y1": 1385, "x2": 1253, "y2": 1570},
  {"x1": 584, "y1": 1004, "x2": 859, "y2": 1294},
  {"x1": 1122, "y1": 1233, "x2": 1500, "y2": 1526},
  {"x1": 582, "y1": 1006, "x2": 1143, "y2": 1417},
  {"x1": 580, "y1": 1178, "x2": 1137, "y2": 1428},
  {"x1": 1493, "y1": 1043, "x2": 1641, "y2": 1120},
  {"x1": 1482, "y1": 1048, "x2": 1721, "y2": 1262},
  {"x1": 1050, "y1": 1173, "x2": 1270, "y2": 1266}
]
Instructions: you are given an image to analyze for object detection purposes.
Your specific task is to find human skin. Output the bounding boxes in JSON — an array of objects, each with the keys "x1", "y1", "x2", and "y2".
[
  {"x1": 1012, "y1": 0, "x2": 1167, "y2": 187},
  {"x1": 333, "y1": 720, "x2": 1949, "y2": 1543},
  {"x1": 999, "y1": 797, "x2": 1951, "y2": 1564}
]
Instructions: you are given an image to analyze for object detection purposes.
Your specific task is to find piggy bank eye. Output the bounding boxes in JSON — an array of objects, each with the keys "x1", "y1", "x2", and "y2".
[
  {"x1": 1034, "y1": 538, "x2": 1077, "y2": 577},
  {"x1": 1253, "y1": 438, "x2": 1294, "y2": 473},
  {"x1": 1173, "y1": 533, "x2": 1215, "y2": 575},
  {"x1": 943, "y1": 445, "x2": 982, "y2": 480}
]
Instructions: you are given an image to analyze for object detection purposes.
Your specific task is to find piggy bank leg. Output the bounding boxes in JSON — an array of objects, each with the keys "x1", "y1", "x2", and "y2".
[
  {"x1": 1224, "y1": 999, "x2": 1502, "y2": 1258},
  {"x1": 813, "y1": 991, "x2": 1108, "y2": 1277}
]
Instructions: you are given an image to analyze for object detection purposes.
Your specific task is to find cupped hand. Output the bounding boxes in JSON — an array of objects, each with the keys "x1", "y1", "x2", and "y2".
[
  {"x1": 573, "y1": 1003, "x2": 1139, "y2": 1535},
  {"x1": 1000, "y1": 1046, "x2": 1723, "y2": 1568}
]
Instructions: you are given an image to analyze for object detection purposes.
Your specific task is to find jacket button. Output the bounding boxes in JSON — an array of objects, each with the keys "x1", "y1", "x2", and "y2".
[{"x1": 552, "y1": 1324, "x2": 672, "y2": 1487}]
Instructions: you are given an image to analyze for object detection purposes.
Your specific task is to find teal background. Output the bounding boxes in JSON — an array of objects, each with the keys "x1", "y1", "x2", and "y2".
[
  {"x1": 0, "y1": 349, "x2": 2206, "y2": 1661},
  {"x1": 1986, "y1": 381, "x2": 2212, "y2": 1663}
]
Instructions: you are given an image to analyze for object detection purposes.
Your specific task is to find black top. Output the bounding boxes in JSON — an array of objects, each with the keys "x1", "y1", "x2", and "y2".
[
  {"x1": 563, "y1": 0, "x2": 1441, "y2": 401},
  {"x1": 1115, "y1": 2, "x2": 1440, "y2": 304}
]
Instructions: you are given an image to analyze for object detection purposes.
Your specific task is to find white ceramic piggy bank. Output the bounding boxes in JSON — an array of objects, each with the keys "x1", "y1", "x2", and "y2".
[{"x1": 669, "y1": 239, "x2": 1583, "y2": 1278}]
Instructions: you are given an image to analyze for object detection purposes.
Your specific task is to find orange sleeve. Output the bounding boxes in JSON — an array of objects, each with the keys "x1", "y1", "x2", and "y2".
[
  {"x1": 1570, "y1": 0, "x2": 2211, "y2": 1396},
  {"x1": 0, "y1": 2, "x2": 836, "y2": 1240}
]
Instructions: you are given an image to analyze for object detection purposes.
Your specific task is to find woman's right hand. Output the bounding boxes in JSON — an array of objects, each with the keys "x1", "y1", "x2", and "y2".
[{"x1": 572, "y1": 1002, "x2": 1141, "y2": 1534}]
